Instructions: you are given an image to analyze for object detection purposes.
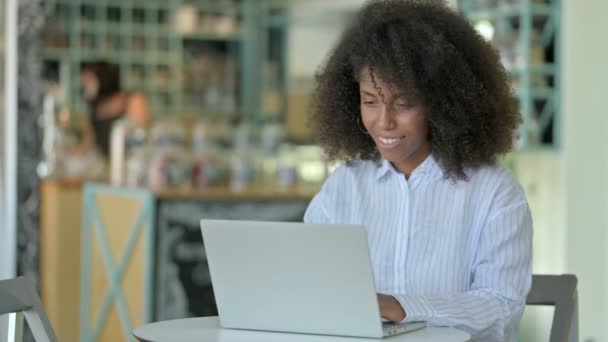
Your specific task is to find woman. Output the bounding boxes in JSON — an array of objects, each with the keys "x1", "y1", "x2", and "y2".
[
  {"x1": 304, "y1": 1, "x2": 532, "y2": 341},
  {"x1": 77, "y1": 61, "x2": 149, "y2": 157}
]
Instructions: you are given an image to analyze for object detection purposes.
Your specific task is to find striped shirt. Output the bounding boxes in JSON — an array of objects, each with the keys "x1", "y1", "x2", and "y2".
[{"x1": 304, "y1": 154, "x2": 532, "y2": 342}]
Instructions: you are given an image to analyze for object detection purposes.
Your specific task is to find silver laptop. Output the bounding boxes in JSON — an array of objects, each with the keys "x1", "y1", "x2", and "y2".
[{"x1": 200, "y1": 219, "x2": 426, "y2": 338}]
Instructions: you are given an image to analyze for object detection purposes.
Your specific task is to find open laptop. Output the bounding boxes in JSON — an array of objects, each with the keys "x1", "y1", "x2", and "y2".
[{"x1": 200, "y1": 219, "x2": 426, "y2": 338}]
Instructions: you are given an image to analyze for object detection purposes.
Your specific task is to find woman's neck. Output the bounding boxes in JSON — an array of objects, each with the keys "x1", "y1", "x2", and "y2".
[{"x1": 392, "y1": 145, "x2": 432, "y2": 179}]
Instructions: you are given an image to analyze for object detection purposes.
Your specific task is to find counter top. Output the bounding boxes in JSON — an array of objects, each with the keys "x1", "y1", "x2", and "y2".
[
  {"x1": 154, "y1": 185, "x2": 319, "y2": 200},
  {"x1": 42, "y1": 179, "x2": 319, "y2": 200}
]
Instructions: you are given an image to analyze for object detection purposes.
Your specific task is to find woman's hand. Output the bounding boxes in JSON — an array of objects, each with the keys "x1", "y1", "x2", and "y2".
[{"x1": 377, "y1": 293, "x2": 406, "y2": 322}]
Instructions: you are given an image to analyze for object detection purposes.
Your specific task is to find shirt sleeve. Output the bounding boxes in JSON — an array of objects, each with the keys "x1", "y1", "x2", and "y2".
[
  {"x1": 303, "y1": 165, "x2": 347, "y2": 224},
  {"x1": 303, "y1": 191, "x2": 332, "y2": 224},
  {"x1": 392, "y1": 200, "x2": 533, "y2": 339}
]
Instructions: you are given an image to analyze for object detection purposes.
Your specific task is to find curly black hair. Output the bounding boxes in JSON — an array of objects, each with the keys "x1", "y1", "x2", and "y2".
[{"x1": 311, "y1": 0, "x2": 520, "y2": 181}]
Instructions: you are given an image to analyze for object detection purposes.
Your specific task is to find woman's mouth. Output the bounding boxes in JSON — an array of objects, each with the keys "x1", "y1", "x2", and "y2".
[{"x1": 377, "y1": 136, "x2": 405, "y2": 148}]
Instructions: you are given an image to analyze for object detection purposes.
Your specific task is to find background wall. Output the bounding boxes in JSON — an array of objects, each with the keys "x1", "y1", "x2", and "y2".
[
  {"x1": 562, "y1": 0, "x2": 608, "y2": 341},
  {"x1": 517, "y1": 1, "x2": 608, "y2": 341},
  {"x1": 513, "y1": 151, "x2": 564, "y2": 341},
  {"x1": 287, "y1": 0, "x2": 362, "y2": 80}
]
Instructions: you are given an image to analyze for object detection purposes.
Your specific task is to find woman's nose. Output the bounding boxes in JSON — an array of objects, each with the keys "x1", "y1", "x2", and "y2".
[{"x1": 378, "y1": 105, "x2": 397, "y2": 130}]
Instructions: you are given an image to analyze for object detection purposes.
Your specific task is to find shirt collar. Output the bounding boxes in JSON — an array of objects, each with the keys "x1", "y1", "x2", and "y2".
[
  {"x1": 375, "y1": 159, "x2": 393, "y2": 180},
  {"x1": 375, "y1": 154, "x2": 444, "y2": 181}
]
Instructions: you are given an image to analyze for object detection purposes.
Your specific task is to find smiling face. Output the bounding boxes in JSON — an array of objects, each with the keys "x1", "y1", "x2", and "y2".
[{"x1": 358, "y1": 67, "x2": 432, "y2": 177}]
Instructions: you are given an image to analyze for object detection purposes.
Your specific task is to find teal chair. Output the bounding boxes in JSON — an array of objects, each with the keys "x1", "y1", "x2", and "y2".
[
  {"x1": 0, "y1": 276, "x2": 58, "y2": 342},
  {"x1": 526, "y1": 274, "x2": 578, "y2": 342}
]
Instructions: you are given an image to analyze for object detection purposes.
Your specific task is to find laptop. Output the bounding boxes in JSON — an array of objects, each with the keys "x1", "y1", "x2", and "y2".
[{"x1": 200, "y1": 219, "x2": 426, "y2": 338}]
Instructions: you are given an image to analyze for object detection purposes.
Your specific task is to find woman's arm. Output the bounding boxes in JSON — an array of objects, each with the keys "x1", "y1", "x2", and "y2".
[
  {"x1": 125, "y1": 91, "x2": 149, "y2": 125},
  {"x1": 391, "y1": 201, "x2": 533, "y2": 339},
  {"x1": 303, "y1": 165, "x2": 350, "y2": 224}
]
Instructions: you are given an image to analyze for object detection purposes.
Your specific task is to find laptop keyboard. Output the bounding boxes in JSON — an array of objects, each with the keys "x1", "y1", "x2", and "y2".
[
  {"x1": 382, "y1": 322, "x2": 405, "y2": 336},
  {"x1": 382, "y1": 321, "x2": 426, "y2": 336}
]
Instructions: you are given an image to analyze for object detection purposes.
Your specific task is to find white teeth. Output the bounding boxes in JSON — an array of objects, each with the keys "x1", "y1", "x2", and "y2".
[{"x1": 379, "y1": 137, "x2": 401, "y2": 145}]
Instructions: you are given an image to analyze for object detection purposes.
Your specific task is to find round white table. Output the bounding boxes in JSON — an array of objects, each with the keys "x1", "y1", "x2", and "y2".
[{"x1": 133, "y1": 317, "x2": 470, "y2": 342}]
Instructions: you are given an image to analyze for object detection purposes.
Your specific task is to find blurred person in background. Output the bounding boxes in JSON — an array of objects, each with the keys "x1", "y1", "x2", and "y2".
[
  {"x1": 75, "y1": 61, "x2": 149, "y2": 157},
  {"x1": 304, "y1": 1, "x2": 532, "y2": 341}
]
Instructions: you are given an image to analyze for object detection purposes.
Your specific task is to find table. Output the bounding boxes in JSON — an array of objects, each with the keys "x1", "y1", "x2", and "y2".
[{"x1": 133, "y1": 317, "x2": 471, "y2": 342}]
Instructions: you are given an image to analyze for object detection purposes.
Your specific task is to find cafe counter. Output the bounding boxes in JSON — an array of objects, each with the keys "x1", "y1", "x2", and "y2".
[{"x1": 40, "y1": 179, "x2": 318, "y2": 342}]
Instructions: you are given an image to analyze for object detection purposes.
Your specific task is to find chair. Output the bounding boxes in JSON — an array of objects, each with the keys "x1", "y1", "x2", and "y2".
[
  {"x1": 526, "y1": 274, "x2": 578, "y2": 342},
  {"x1": 0, "y1": 276, "x2": 58, "y2": 342}
]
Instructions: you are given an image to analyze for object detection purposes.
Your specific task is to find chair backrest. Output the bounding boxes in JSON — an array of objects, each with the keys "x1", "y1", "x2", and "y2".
[
  {"x1": 0, "y1": 276, "x2": 58, "y2": 342},
  {"x1": 526, "y1": 274, "x2": 578, "y2": 342}
]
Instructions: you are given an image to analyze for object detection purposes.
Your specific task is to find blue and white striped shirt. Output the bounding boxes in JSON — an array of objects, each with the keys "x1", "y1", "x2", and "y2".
[{"x1": 304, "y1": 155, "x2": 532, "y2": 342}]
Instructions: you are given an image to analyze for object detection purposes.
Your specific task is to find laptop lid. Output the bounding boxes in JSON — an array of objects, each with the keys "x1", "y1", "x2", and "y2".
[{"x1": 200, "y1": 219, "x2": 386, "y2": 338}]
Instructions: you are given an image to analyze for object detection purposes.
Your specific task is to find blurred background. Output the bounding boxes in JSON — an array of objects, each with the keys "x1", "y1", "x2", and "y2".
[{"x1": 0, "y1": 0, "x2": 606, "y2": 341}]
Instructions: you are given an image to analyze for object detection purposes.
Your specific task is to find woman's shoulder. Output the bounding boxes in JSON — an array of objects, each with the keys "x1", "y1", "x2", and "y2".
[
  {"x1": 469, "y1": 162, "x2": 514, "y2": 180},
  {"x1": 328, "y1": 160, "x2": 379, "y2": 179},
  {"x1": 319, "y1": 160, "x2": 378, "y2": 189},
  {"x1": 467, "y1": 163, "x2": 527, "y2": 203}
]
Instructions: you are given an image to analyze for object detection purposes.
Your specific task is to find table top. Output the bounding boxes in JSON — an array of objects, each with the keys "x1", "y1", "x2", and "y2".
[{"x1": 133, "y1": 317, "x2": 470, "y2": 342}]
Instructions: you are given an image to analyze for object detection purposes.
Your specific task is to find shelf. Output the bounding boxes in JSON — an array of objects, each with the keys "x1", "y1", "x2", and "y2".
[
  {"x1": 47, "y1": 47, "x2": 178, "y2": 62},
  {"x1": 180, "y1": 0, "x2": 241, "y2": 16},
  {"x1": 65, "y1": 0, "x2": 175, "y2": 7},
  {"x1": 178, "y1": 31, "x2": 241, "y2": 42},
  {"x1": 69, "y1": 46, "x2": 177, "y2": 58},
  {"x1": 181, "y1": 106, "x2": 237, "y2": 115},
  {"x1": 466, "y1": 3, "x2": 553, "y2": 22},
  {"x1": 515, "y1": 87, "x2": 554, "y2": 100},
  {"x1": 512, "y1": 145, "x2": 559, "y2": 154},
  {"x1": 79, "y1": 24, "x2": 173, "y2": 35},
  {"x1": 508, "y1": 63, "x2": 556, "y2": 76},
  {"x1": 43, "y1": 0, "x2": 285, "y2": 122},
  {"x1": 43, "y1": 48, "x2": 70, "y2": 60},
  {"x1": 142, "y1": 84, "x2": 174, "y2": 93},
  {"x1": 461, "y1": 0, "x2": 561, "y2": 149}
]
